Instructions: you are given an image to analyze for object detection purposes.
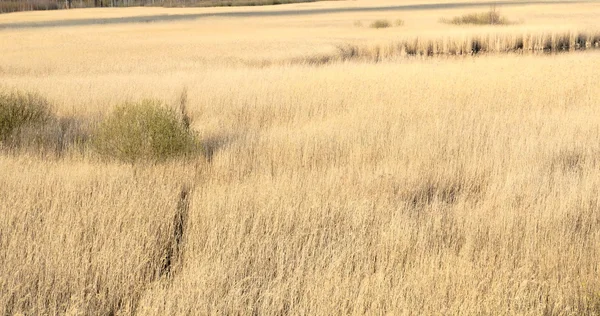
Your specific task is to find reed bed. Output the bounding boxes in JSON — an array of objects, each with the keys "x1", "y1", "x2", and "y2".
[
  {"x1": 297, "y1": 30, "x2": 600, "y2": 65},
  {"x1": 2, "y1": 2, "x2": 600, "y2": 315},
  {"x1": 3, "y1": 52, "x2": 600, "y2": 315}
]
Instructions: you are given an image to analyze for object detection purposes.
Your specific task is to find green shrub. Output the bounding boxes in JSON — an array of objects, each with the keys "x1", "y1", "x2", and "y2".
[
  {"x1": 370, "y1": 19, "x2": 391, "y2": 29},
  {"x1": 92, "y1": 100, "x2": 198, "y2": 163},
  {"x1": 0, "y1": 90, "x2": 53, "y2": 142}
]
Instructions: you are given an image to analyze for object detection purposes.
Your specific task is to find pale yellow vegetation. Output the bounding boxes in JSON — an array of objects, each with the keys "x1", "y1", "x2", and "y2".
[{"x1": 2, "y1": 0, "x2": 600, "y2": 314}]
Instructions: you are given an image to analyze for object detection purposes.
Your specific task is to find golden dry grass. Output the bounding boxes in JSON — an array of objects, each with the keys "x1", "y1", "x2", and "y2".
[
  {"x1": 1, "y1": 0, "x2": 599, "y2": 68},
  {"x1": 2, "y1": 0, "x2": 600, "y2": 315}
]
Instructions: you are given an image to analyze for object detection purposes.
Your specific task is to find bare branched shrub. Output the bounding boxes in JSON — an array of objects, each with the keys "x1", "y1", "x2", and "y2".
[
  {"x1": 92, "y1": 100, "x2": 199, "y2": 163},
  {"x1": 441, "y1": 6, "x2": 510, "y2": 25}
]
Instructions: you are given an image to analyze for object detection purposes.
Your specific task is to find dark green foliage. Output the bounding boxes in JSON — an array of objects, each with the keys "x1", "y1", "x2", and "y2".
[{"x1": 92, "y1": 100, "x2": 198, "y2": 163}]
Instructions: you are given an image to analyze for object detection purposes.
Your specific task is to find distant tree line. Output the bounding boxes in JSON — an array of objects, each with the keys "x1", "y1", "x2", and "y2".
[{"x1": 0, "y1": 0, "x2": 317, "y2": 13}]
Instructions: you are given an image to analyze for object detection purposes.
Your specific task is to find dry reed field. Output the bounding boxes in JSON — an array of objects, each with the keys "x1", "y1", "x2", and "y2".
[{"x1": 2, "y1": 0, "x2": 600, "y2": 315}]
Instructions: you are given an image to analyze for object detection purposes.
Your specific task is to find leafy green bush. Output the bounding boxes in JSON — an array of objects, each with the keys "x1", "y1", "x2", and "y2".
[
  {"x1": 92, "y1": 100, "x2": 198, "y2": 163},
  {"x1": 370, "y1": 20, "x2": 391, "y2": 29},
  {"x1": 0, "y1": 90, "x2": 53, "y2": 142}
]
